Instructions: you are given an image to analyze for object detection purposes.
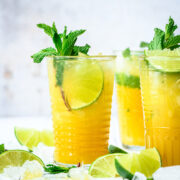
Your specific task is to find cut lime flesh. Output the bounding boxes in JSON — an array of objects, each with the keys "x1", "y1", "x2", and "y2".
[
  {"x1": 116, "y1": 148, "x2": 161, "y2": 178},
  {"x1": 15, "y1": 127, "x2": 54, "y2": 150},
  {"x1": 145, "y1": 49, "x2": 180, "y2": 73},
  {"x1": 0, "y1": 150, "x2": 44, "y2": 173},
  {"x1": 89, "y1": 153, "x2": 125, "y2": 177},
  {"x1": 62, "y1": 60, "x2": 104, "y2": 110}
]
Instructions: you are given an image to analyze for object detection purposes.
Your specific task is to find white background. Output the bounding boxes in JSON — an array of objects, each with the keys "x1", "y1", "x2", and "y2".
[{"x1": 0, "y1": 0, "x2": 180, "y2": 117}]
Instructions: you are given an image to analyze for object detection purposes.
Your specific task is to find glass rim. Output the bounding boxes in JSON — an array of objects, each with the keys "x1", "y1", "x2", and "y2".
[
  {"x1": 144, "y1": 56, "x2": 180, "y2": 60},
  {"x1": 47, "y1": 55, "x2": 116, "y2": 61},
  {"x1": 113, "y1": 50, "x2": 144, "y2": 56}
]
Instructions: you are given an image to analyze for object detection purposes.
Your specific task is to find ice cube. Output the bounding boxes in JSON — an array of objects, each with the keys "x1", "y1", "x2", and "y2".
[
  {"x1": 33, "y1": 143, "x2": 54, "y2": 164},
  {"x1": 132, "y1": 172, "x2": 146, "y2": 180},
  {"x1": 153, "y1": 166, "x2": 180, "y2": 180}
]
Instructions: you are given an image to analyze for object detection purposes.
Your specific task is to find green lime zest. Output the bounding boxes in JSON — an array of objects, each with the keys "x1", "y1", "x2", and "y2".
[{"x1": 115, "y1": 159, "x2": 134, "y2": 180}]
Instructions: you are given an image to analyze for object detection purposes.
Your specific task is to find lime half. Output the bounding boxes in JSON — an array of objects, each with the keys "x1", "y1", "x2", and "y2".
[
  {"x1": 89, "y1": 153, "x2": 125, "y2": 177},
  {"x1": 62, "y1": 60, "x2": 104, "y2": 110},
  {"x1": 145, "y1": 49, "x2": 180, "y2": 72},
  {"x1": 15, "y1": 127, "x2": 54, "y2": 150},
  {"x1": 115, "y1": 148, "x2": 161, "y2": 178},
  {"x1": 0, "y1": 150, "x2": 44, "y2": 173}
]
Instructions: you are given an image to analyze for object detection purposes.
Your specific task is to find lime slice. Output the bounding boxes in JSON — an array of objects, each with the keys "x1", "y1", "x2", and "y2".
[
  {"x1": 0, "y1": 150, "x2": 44, "y2": 173},
  {"x1": 89, "y1": 153, "x2": 125, "y2": 177},
  {"x1": 116, "y1": 148, "x2": 161, "y2": 178},
  {"x1": 145, "y1": 49, "x2": 180, "y2": 72},
  {"x1": 15, "y1": 127, "x2": 54, "y2": 150},
  {"x1": 62, "y1": 60, "x2": 104, "y2": 110},
  {"x1": 89, "y1": 148, "x2": 161, "y2": 178}
]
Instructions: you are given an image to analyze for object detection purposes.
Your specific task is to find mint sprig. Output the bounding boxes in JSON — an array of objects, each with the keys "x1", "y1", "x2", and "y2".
[
  {"x1": 0, "y1": 144, "x2": 5, "y2": 154},
  {"x1": 44, "y1": 164, "x2": 76, "y2": 174},
  {"x1": 31, "y1": 22, "x2": 90, "y2": 110},
  {"x1": 122, "y1": 48, "x2": 131, "y2": 58},
  {"x1": 141, "y1": 17, "x2": 180, "y2": 50}
]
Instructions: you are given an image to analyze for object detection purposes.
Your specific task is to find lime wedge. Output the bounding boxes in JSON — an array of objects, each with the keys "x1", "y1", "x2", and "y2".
[
  {"x1": 62, "y1": 60, "x2": 104, "y2": 110},
  {"x1": 14, "y1": 127, "x2": 54, "y2": 150},
  {"x1": 89, "y1": 148, "x2": 161, "y2": 178},
  {"x1": 116, "y1": 148, "x2": 161, "y2": 178},
  {"x1": 145, "y1": 49, "x2": 180, "y2": 72},
  {"x1": 89, "y1": 153, "x2": 125, "y2": 177},
  {"x1": 0, "y1": 150, "x2": 44, "y2": 173}
]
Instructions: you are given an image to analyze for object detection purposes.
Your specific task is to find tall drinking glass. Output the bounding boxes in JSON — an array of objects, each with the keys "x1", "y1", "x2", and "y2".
[
  {"x1": 115, "y1": 51, "x2": 145, "y2": 150},
  {"x1": 140, "y1": 55, "x2": 180, "y2": 166},
  {"x1": 47, "y1": 56, "x2": 115, "y2": 165}
]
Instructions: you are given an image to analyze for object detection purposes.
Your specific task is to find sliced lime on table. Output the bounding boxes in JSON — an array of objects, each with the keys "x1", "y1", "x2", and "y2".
[
  {"x1": 89, "y1": 153, "x2": 125, "y2": 177},
  {"x1": 89, "y1": 148, "x2": 161, "y2": 178},
  {"x1": 145, "y1": 49, "x2": 180, "y2": 73},
  {"x1": 115, "y1": 148, "x2": 161, "y2": 178},
  {"x1": 0, "y1": 150, "x2": 44, "y2": 173},
  {"x1": 15, "y1": 127, "x2": 54, "y2": 150},
  {"x1": 62, "y1": 60, "x2": 104, "y2": 110}
]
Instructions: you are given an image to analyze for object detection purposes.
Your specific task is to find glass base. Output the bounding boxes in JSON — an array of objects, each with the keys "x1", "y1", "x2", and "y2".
[
  {"x1": 54, "y1": 161, "x2": 90, "y2": 169},
  {"x1": 122, "y1": 144, "x2": 145, "y2": 151}
]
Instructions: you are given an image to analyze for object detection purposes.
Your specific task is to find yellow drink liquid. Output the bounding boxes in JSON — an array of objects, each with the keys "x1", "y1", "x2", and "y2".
[
  {"x1": 115, "y1": 52, "x2": 145, "y2": 149},
  {"x1": 47, "y1": 56, "x2": 115, "y2": 165},
  {"x1": 140, "y1": 56, "x2": 180, "y2": 166}
]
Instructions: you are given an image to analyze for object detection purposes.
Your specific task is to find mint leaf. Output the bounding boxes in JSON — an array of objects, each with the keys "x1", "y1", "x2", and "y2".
[
  {"x1": 148, "y1": 28, "x2": 165, "y2": 50},
  {"x1": 31, "y1": 47, "x2": 57, "y2": 63},
  {"x1": 140, "y1": 41, "x2": 149, "y2": 48},
  {"x1": 37, "y1": 23, "x2": 54, "y2": 37},
  {"x1": 165, "y1": 16, "x2": 178, "y2": 40},
  {"x1": 108, "y1": 145, "x2": 127, "y2": 154},
  {"x1": 72, "y1": 44, "x2": 90, "y2": 55},
  {"x1": 164, "y1": 35, "x2": 180, "y2": 49},
  {"x1": 0, "y1": 144, "x2": 5, "y2": 154},
  {"x1": 122, "y1": 48, "x2": 131, "y2": 58},
  {"x1": 61, "y1": 29, "x2": 86, "y2": 55},
  {"x1": 116, "y1": 73, "x2": 140, "y2": 89},
  {"x1": 44, "y1": 164, "x2": 76, "y2": 174},
  {"x1": 115, "y1": 159, "x2": 134, "y2": 180},
  {"x1": 52, "y1": 32, "x2": 62, "y2": 54}
]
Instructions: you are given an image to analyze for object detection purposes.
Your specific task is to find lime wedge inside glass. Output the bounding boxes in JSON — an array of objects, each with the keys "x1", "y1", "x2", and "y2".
[
  {"x1": 62, "y1": 60, "x2": 104, "y2": 110},
  {"x1": 0, "y1": 150, "x2": 44, "y2": 173},
  {"x1": 14, "y1": 127, "x2": 54, "y2": 150},
  {"x1": 145, "y1": 49, "x2": 180, "y2": 72}
]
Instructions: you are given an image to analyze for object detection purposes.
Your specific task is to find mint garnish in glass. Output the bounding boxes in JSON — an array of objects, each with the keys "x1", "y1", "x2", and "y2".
[{"x1": 31, "y1": 23, "x2": 90, "y2": 110}]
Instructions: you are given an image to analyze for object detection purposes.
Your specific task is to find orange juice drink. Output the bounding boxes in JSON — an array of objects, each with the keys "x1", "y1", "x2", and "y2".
[
  {"x1": 47, "y1": 56, "x2": 115, "y2": 165},
  {"x1": 115, "y1": 51, "x2": 145, "y2": 149},
  {"x1": 140, "y1": 53, "x2": 180, "y2": 166}
]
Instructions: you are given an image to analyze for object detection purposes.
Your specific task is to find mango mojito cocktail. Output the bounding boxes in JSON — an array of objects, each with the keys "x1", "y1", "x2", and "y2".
[
  {"x1": 48, "y1": 56, "x2": 115, "y2": 164},
  {"x1": 115, "y1": 49, "x2": 145, "y2": 149},
  {"x1": 31, "y1": 22, "x2": 115, "y2": 165},
  {"x1": 139, "y1": 17, "x2": 180, "y2": 166}
]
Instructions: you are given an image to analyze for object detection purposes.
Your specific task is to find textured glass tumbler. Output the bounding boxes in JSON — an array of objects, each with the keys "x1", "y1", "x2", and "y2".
[
  {"x1": 115, "y1": 51, "x2": 145, "y2": 150},
  {"x1": 47, "y1": 56, "x2": 115, "y2": 165},
  {"x1": 140, "y1": 55, "x2": 180, "y2": 166}
]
